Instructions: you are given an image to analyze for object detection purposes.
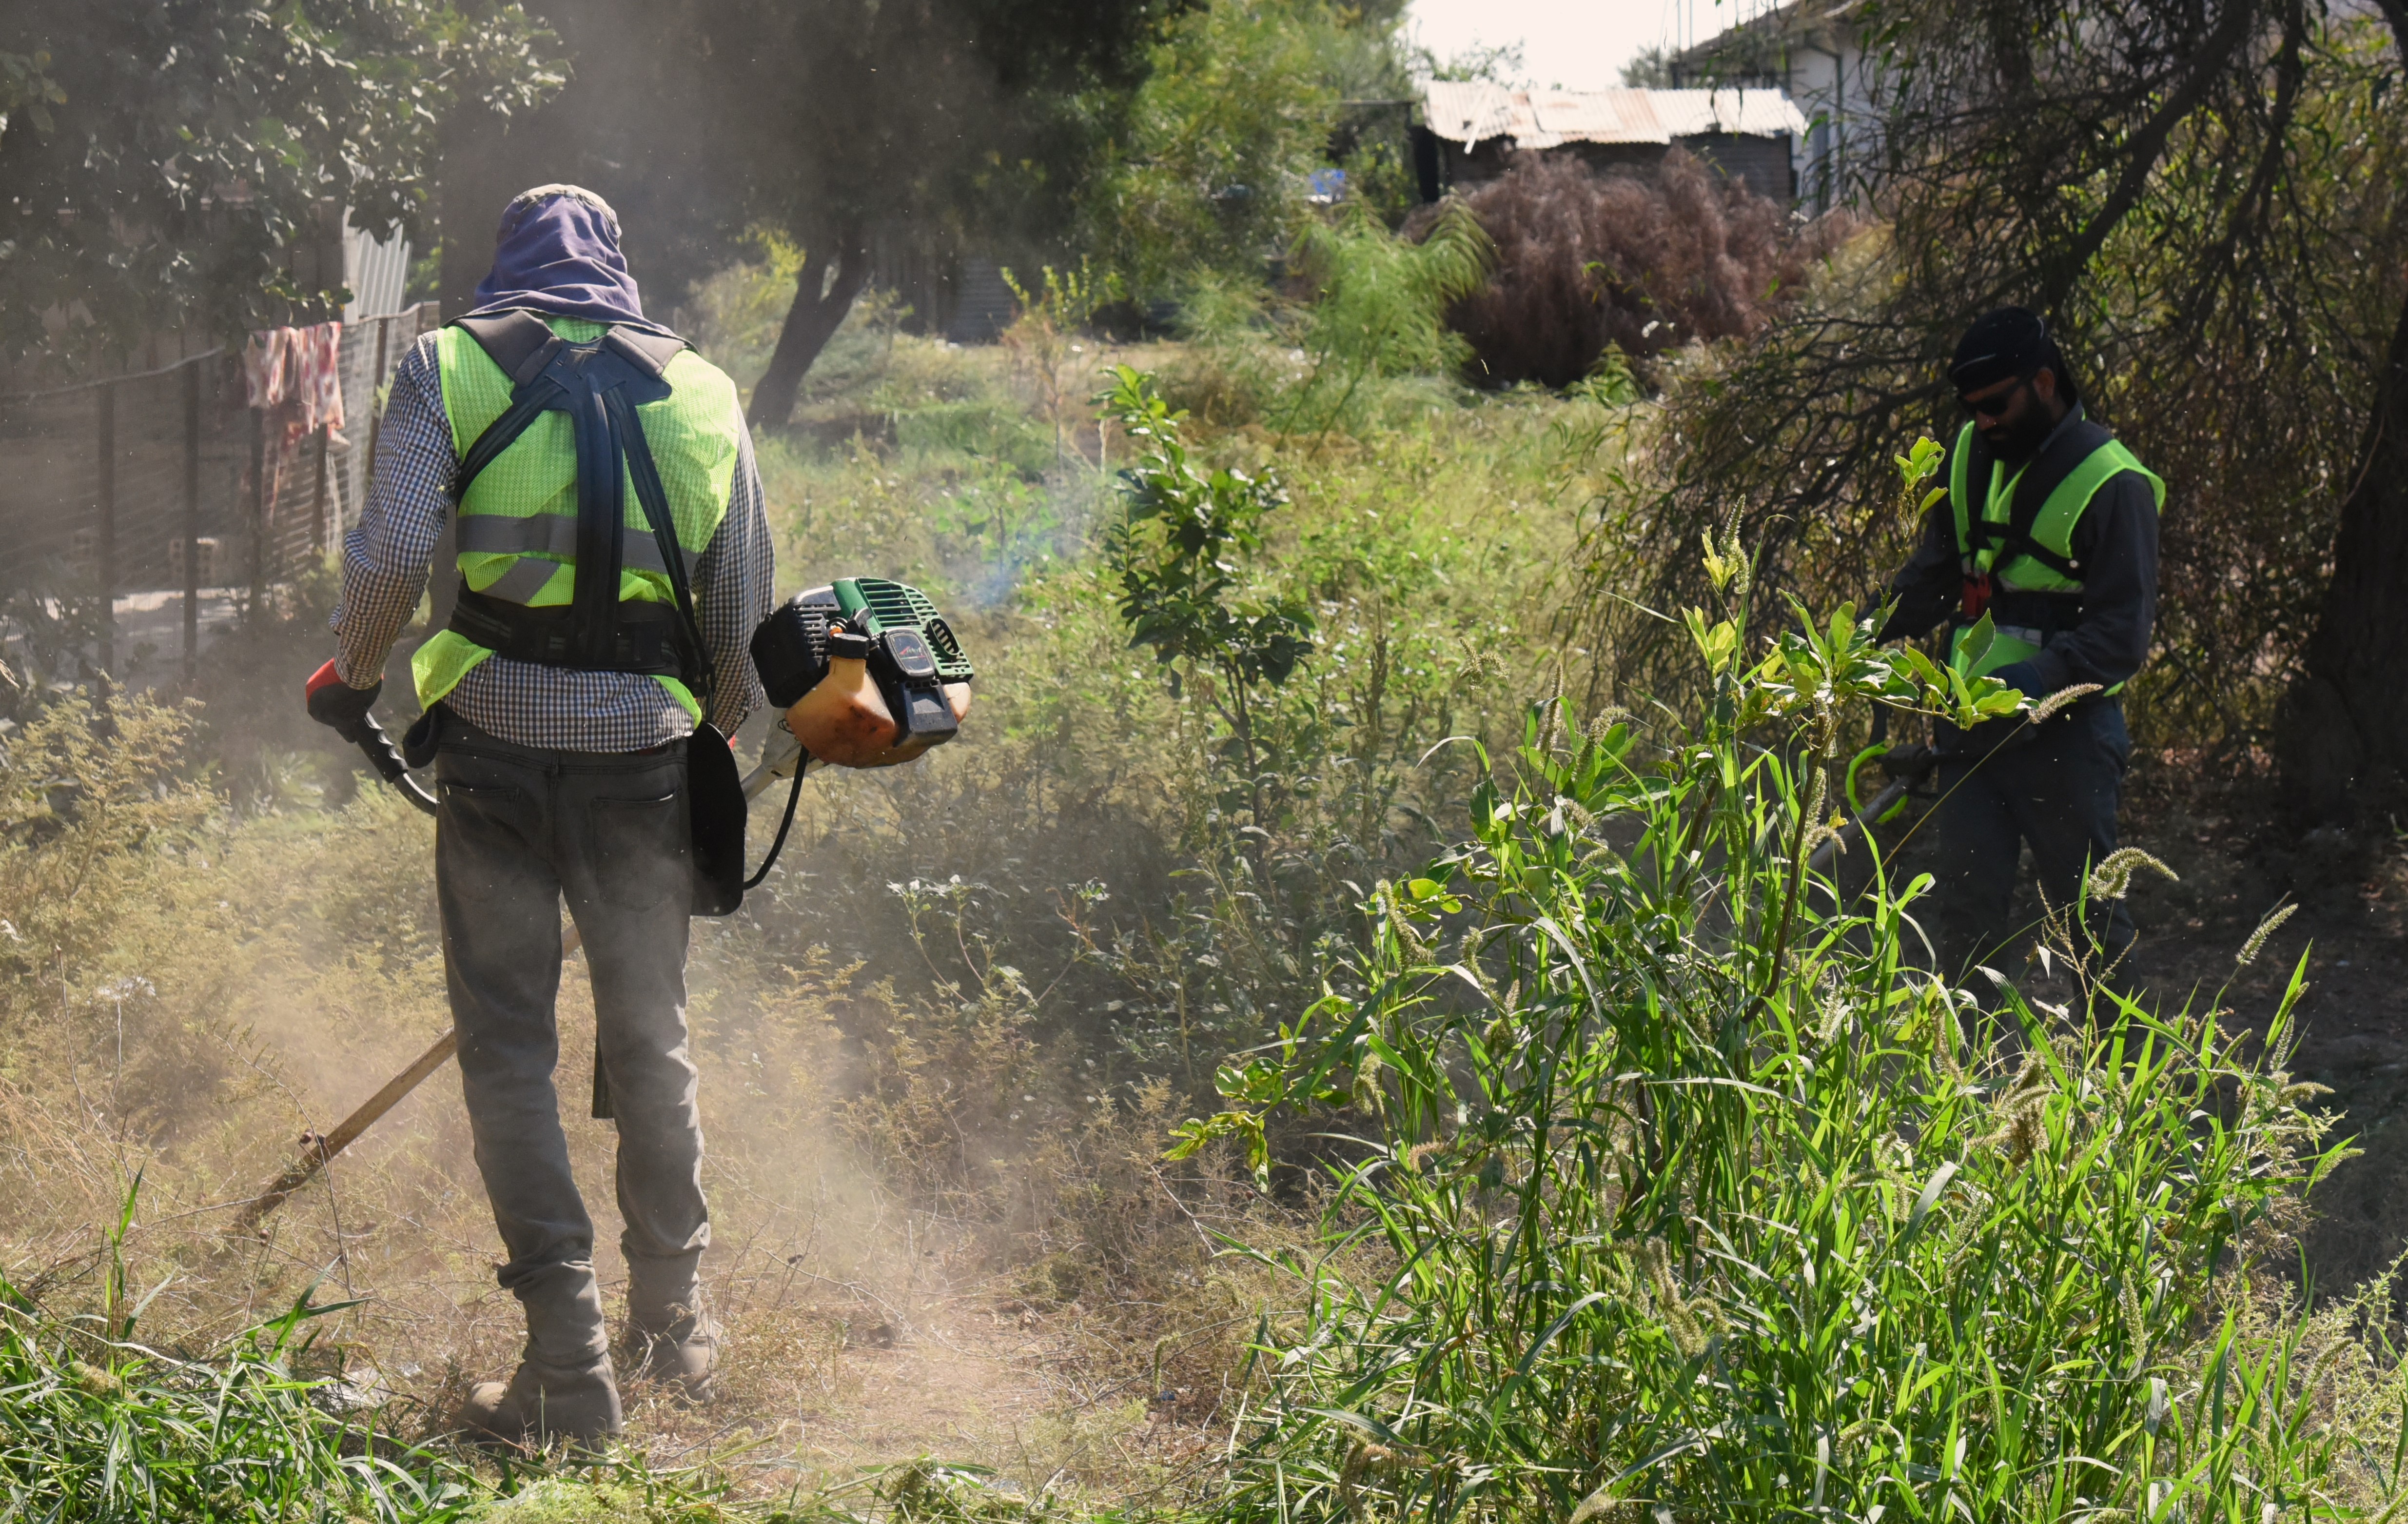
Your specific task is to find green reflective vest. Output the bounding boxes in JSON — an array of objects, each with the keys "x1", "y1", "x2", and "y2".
[
  {"x1": 1945, "y1": 417, "x2": 2164, "y2": 685},
  {"x1": 414, "y1": 317, "x2": 742, "y2": 720}
]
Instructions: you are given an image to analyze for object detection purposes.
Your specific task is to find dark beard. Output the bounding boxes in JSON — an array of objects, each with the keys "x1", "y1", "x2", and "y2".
[{"x1": 1979, "y1": 405, "x2": 2056, "y2": 462}]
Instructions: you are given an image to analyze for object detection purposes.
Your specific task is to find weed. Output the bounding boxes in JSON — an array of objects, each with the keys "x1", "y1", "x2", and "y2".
[{"x1": 1175, "y1": 568, "x2": 2400, "y2": 1520}]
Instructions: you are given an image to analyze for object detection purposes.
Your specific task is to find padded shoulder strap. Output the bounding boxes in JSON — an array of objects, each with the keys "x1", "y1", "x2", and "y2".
[
  {"x1": 605, "y1": 326, "x2": 689, "y2": 379},
  {"x1": 451, "y1": 310, "x2": 565, "y2": 386}
]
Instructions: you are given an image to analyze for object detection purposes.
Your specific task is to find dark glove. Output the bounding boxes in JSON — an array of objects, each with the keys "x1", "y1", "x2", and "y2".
[
  {"x1": 305, "y1": 658, "x2": 382, "y2": 740},
  {"x1": 1987, "y1": 660, "x2": 2044, "y2": 704}
]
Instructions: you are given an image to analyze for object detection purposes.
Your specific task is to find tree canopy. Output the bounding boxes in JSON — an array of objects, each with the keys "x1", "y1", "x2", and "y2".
[
  {"x1": 437, "y1": 0, "x2": 1188, "y2": 427},
  {"x1": 1597, "y1": 0, "x2": 2408, "y2": 791},
  {"x1": 0, "y1": 0, "x2": 560, "y2": 365}
]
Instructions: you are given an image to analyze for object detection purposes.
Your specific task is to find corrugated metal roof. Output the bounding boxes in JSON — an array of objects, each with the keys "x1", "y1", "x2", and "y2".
[
  {"x1": 1420, "y1": 85, "x2": 1805, "y2": 149},
  {"x1": 1526, "y1": 89, "x2": 1668, "y2": 148},
  {"x1": 1647, "y1": 88, "x2": 1808, "y2": 138},
  {"x1": 1420, "y1": 80, "x2": 1515, "y2": 147}
]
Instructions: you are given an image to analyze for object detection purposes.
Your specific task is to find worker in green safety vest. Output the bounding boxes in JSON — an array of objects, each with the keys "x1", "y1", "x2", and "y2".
[
  {"x1": 1878, "y1": 307, "x2": 2163, "y2": 991},
  {"x1": 313, "y1": 185, "x2": 774, "y2": 1445}
]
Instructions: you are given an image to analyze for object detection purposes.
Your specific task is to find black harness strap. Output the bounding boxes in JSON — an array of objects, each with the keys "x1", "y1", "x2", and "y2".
[
  {"x1": 447, "y1": 588, "x2": 698, "y2": 675},
  {"x1": 606, "y1": 387, "x2": 716, "y2": 702},
  {"x1": 455, "y1": 310, "x2": 563, "y2": 383},
  {"x1": 447, "y1": 312, "x2": 710, "y2": 699}
]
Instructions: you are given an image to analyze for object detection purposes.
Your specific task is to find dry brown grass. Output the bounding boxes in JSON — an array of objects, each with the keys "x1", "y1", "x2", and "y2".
[{"x1": 0, "y1": 676, "x2": 1297, "y2": 1504}]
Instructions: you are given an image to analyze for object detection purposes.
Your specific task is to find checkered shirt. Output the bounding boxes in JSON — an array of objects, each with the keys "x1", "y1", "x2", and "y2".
[{"x1": 333, "y1": 331, "x2": 773, "y2": 752}]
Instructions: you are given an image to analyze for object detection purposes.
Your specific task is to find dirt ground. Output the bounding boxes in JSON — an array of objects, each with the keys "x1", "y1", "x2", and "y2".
[
  {"x1": 604, "y1": 1283, "x2": 1222, "y2": 1506},
  {"x1": 2116, "y1": 769, "x2": 2408, "y2": 1305}
]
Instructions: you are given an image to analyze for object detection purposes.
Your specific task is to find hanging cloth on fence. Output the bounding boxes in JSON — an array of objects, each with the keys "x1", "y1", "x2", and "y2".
[
  {"x1": 296, "y1": 322, "x2": 346, "y2": 444},
  {"x1": 243, "y1": 322, "x2": 346, "y2": 449},
  {"x1": 243, "y1": 328, "x2": 295, "y2": 410}
]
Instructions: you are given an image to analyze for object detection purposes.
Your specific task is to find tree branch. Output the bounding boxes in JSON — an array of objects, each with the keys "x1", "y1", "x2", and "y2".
[
  {"x1": 2041, "y1": 0, "x2": 2260, "y2": 310},
  {"x1": 2375, "y1": 0, "x2": 2408, "y2": 64}
]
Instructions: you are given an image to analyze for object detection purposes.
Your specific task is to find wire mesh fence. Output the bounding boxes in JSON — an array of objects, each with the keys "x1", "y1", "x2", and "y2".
[{"x1": 0, "y1": 303, "x2": 436, "y2": 685}]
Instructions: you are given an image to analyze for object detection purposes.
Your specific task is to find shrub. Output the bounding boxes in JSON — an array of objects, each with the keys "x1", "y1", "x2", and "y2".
[
  {"x1": 1421, "y1": 149, "x2": 1845, "y2": 388},
  {"x1": 1282, "y1": 201, "x2": 1490, "y2": 435},
  {"x1": 1179, "y1": 563, "x2": 2402, "y2": 1520}
]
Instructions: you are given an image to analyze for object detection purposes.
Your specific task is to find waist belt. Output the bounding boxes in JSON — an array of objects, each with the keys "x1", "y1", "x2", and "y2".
[{"x1": 448, "y1": 586, "x2": 704, "y2": 683}]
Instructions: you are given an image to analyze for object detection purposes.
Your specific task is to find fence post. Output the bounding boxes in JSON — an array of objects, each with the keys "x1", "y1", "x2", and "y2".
[
  {"x1": 183, "y1": 360, "x2": 202, "y2": 679},
  {"x1": 312, "y1": 422, "x2": 331, "y2": 554},
  {"x1": 367, "y1": 314, "x2": 390, "y2": 483},
  {"x1": 250, "y1": 408, "x2": 267, "y2": 613},
  {"x1": 96, "y1": 382, "x2": 116, "y2": 675}
]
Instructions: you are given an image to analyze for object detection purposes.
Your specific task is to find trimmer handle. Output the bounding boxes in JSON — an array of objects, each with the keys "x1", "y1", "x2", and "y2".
[{"x1": 306, "y1": 659, "x2": 438, "y2": 816}]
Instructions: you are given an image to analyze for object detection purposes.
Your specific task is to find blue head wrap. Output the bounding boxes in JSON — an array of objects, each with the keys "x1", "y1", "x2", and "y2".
[{"x1": 467, "y1": 184, "x2": 665, "y2": 331}]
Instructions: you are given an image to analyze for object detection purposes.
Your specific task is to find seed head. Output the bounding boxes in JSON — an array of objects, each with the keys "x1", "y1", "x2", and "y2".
[
  {"x1": 2032, "y1": 683, "x2": 2102, "y2": 722},
  {"x1": 70, "y1": 1360, "x2": 120, "y2": 1398},
  {"x1": 2235, "y1": 903, "x2": 2298, "y2": 969},
  {"x1": 2086, "y1": 848, "x2": 2177, "y2": 902}
]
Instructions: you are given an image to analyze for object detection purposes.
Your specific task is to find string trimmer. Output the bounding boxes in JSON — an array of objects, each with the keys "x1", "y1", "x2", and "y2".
[{"x1": 235, "y1": 578, "x2": 971, "y2": 1237}]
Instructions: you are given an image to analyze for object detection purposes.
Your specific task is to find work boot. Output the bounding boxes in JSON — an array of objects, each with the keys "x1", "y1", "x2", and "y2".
[
  {"x1": 622, "y1": 1308, "x2": 718, "y2": 1403},
  {"x1": 456, "y1": 1352, "x2": 623, "y2": 1446}
]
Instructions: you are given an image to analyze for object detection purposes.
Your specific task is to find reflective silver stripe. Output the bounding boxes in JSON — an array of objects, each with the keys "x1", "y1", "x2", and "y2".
[
  {"x1": 479, "y1": 555, "x2": 564, "y2": 605},
  {"x1": 456, "y1": 512, "x2": 668, "y2": 573}
]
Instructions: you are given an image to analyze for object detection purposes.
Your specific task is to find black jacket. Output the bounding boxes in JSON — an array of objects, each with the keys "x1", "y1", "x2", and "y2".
[{"x1": 1877, "y1": 406, "x2": 2159, "y2": 697}]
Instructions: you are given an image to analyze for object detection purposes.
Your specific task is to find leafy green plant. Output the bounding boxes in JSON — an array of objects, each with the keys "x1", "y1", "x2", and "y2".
[
  {"x1": 1104, "y1": 366, "x2": 1315, "y2": 831},
  {"x1": 0, "y1": 1234, "x2": 471, "y2": 1522},
  {"x1": 1173, "y1": 557, "x2": 2394, "y2": 1520},
  {"x1": 1096, "y1": 0, "x2": 1344, "y2": 299}
]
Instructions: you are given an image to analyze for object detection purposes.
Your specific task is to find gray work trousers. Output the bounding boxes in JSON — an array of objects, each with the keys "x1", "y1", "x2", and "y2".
[
  {"x1": 434, "y1": 714, "x2": 708, "y2": 1367},
  {"x1": 1928, "y1": 699, "x2": 2136, "y2": 986}
]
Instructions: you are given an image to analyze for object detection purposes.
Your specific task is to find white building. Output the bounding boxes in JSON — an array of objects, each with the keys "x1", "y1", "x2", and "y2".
[
  {"x1": 1667, "y1": 0, "x2": 1874, "y2": 215},
  {"x1": 1415, "y1": 83, "x2": 1808, "y2": 204}
]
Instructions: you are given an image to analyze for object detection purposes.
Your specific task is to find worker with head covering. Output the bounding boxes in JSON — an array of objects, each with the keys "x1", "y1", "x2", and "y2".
[
  {"x1": 1877, "y1": 306, "x2": 2164, "y2": 994},
  {"x1": 308, "y1": 183, "x2": 773, "y2": 1443}
]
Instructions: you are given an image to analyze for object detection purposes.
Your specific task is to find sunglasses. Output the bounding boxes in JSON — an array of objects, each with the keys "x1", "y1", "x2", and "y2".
[{"x1": 1958, "y1": 369, "x2": 2036, "y2": 421}]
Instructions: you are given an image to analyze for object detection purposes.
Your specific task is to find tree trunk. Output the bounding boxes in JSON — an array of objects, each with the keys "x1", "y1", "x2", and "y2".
[
  {"x1": 747, "y1": 232, "x2": 871, "y2": 429},
  {"x1": 2289, "y1": 289, "x2": 2408, "y2": 815},
  {"x1": 2286, "y1": 5, "x2": 2408, "y2": 818}
]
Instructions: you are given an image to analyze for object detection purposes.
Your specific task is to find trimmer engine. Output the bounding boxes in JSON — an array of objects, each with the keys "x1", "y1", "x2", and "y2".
[{"x1": 750, "y1": 577, "x2": 975, "y2": 751}]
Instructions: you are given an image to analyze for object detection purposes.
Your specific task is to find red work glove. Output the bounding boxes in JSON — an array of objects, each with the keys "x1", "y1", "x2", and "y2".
[{"x1": 305, "y1": 658, "x2": 382, "y2": 739}]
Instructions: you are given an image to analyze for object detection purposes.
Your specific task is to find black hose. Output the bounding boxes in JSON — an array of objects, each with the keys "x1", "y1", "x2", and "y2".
[{"x1": 743, "y1": 758, "x2": 809, "y2": 890}]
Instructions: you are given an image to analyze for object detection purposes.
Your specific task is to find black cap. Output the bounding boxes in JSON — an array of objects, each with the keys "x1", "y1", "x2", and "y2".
[{"x1": 1949, "y1": 307, "x2": 2053, "y2": 392}]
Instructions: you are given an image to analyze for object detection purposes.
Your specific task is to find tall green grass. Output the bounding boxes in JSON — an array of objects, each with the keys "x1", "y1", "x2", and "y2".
[
  {"x1": 0, "y1": 1186, "x2": 476, "y2": 1522},
  {"x1": 1180, "y1": 574, "x2": 2405, "y2": 1520}
]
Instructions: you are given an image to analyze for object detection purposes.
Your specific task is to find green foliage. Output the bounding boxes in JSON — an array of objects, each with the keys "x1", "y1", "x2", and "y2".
[
  {"x1": 1412, "y1": 38, "x2": 1523, "y2": 84},
  {"x1": 1177, "y1": 574, "x2": 2397, "y2": 1520},
  {"x1": 0, "y1": 0, "x2": 561, "y2": 360},
  {"x1": 1107, "y1": 367, "x2": 1315, "y2": 700},
  {"x1": 1097, "y1": 0, "x2": 1350, "y2": 298},
  {"x1": 0, "y1": 693, "x2": 215, "y2": 990},
  {"x1": 0, "y1": 47, "x2": 62, "y2": 139},
  {"x1": 1001, "y1": 260, "x2": 1123, "y2": 465},
  {"x1": 1282, "y1": 201, "x2": 1491, "y2": 433},
  {"x1": 1105, "y1": 366, "x2": 1317, "y2": 853},
  {"x1": 0, "y1": 1253, "x2": 473, "y2": 1523}
]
